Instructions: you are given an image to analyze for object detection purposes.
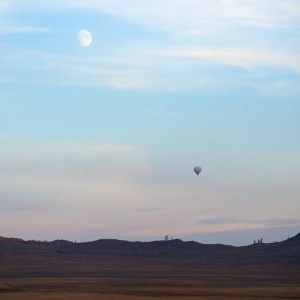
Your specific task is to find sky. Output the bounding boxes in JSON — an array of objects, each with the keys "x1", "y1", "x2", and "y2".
[{"x1": 0, "y1": 0, "x2": 300, "y2": 246}]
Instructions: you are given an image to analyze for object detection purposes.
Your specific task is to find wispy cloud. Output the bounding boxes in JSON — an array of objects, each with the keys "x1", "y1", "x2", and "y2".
[
  {"x1": 264, "y1": 218, "x2": 300, "y2": 226},
  {"x1": 3, "y1": 44, "x2": 298, "y2": 92},
  {"x1": 3, "y1": 1, "x2": 300, "y2": 36},
  {"x1": 0, "y1": 142, "x2": 152, "y2": 190},
  {"x1": 5, "y1": 205, "x2": 49, "y2": 212},
  {"x1": 198, "y1": 217, "x2": 249, "y2": 225},
  {"x1": 198, "y1": 217, "x2": 300, "y2": 227},
  {"x1": 0, "y1": 142, "x2": 149, "y2": 161},
  {"x1": 162, "y1": 47, "x2": 300, "y2": 74},
  {"x1": 0, "y1": 26, "x2": 51, "y2": 34},
  {"x1": 0, "y1": 49, "x2": 148, "y2": 90},
  {"x1": 1, "y1": 1, "x2": 299, "y2": 92},
  {"x1": 135, "y1": 207, "x2": 163, "y2": 212},
  {"x1": 8, "y1": 0, "x2": 297, "y2": 32},
  {"x1": 0, "y1": 2, "x2": 13, "y2": 13}
]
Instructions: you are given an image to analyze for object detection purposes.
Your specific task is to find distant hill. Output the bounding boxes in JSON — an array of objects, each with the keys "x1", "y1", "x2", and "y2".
[
  {"x1": 0, "y1": 236, "x2": 23, "y2": 242},
  {"x1": 286, "y1": 232, "x2": 300, "y2": 242},
  {"x1": 0, "y1": 233, "x2": 299, "y2": 260}
]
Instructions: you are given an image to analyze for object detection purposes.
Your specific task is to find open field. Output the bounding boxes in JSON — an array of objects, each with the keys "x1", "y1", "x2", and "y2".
[
  {"x1": 0, "y1": 235, "x2": 299, "y2": 299},
  {"x1": 1, "y1": 253, "x2": 299, "y2": 299}
]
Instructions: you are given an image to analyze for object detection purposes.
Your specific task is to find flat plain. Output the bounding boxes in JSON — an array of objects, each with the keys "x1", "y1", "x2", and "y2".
[{"x1": 0, "y1": 234, "x2": 299, "y2": 299}]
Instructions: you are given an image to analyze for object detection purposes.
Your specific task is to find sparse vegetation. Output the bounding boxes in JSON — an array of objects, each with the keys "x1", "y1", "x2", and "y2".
[{"x1": 0, "y1": 233, "x2": 299, "y2": 299}]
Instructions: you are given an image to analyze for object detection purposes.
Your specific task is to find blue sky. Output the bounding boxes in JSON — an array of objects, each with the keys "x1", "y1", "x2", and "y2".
[{"x1": 0, "y1": 0, "x2": 300, "y2": 245}]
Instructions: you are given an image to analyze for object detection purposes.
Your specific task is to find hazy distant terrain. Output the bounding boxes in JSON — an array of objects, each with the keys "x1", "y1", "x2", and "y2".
[
  {"x1": 0, "y1": 234, "x2": 300, "y2": 258},
  {"x1": 0, "y1": 233, "x2": 299, "y2": 299}
]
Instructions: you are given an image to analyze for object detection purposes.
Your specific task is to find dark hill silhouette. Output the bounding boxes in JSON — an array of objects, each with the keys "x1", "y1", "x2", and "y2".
[
  {"x1": 0, "y1": 233, "x2": 299, "y2": 261},
  {"x1": 0, "y1": 233, "x2": 299, "y2": 298},
  {"x1": 285, "y1": 232, "x2": 300, "y2": 242}
]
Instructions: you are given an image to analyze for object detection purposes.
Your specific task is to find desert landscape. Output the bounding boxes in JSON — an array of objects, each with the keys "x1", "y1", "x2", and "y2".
[
  {"x1": 0, "y1": 233, "x2": 299, "y2": 299},
  {"x1": 2, "y1": 1, "x2": 300, "y2": 299}
]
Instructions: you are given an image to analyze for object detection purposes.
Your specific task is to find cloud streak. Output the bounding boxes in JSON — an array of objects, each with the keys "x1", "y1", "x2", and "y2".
[
  {"x1": 1, "y1": 1, "x2": 299, "y2": 92},
  {"x1": 135, "y1": 207, "x2": 163, "y2": 212},
  {"x1": 5, "y1": 205, "x2": 49, "y2": 212},
  {"x1": 5, "y1": 0, "x2": 299, "y2": 31},
  {"x1": 0, "y1": 142, "x2": 149, "y2": 162},
  {"x1": 0, "y1": 142, "x2": 151, "y2": 185},
  {"x1": 163, "y1": 47, "x2": 300, "y2": 74},
  {"x1": 2, "y1": 44, "x2": 299, "y2": 92},
  {"x1": 0, "y1": 26, "x2": 51, "y2": 34},
  {"x1": 198, "y1": 217, "x2": 300, "y2": 227}
]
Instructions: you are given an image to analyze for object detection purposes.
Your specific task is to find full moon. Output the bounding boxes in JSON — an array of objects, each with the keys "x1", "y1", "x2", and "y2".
[{"x1": 78, "y1": 30, "x2": 92, "y2": 47}]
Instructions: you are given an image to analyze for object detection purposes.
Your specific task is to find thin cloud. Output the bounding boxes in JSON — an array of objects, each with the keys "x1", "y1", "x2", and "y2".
[
  {"x1": 0, "y1": 142, "x2": 149, "y2": 161},
  {"x1": 0, "y1": 2, "x2": 13, "y2": 13},
  {"x1": 1, "y1": 1, "x2": 299, "y2": 92},
  {"x1": 0, "y1": 26, "x2": 51, "y2": 34},
  {"x1": 198, "y1": 217, "x2": 300, "y2": 227},
  {"x1": 5, "y1": 205, "x2": 49, "y2": 212},
  {"x1": 3, "y1": 44, "x2": 298, "y2": 92},
  {"x1": 1, "y1": 50, "x2": 148, "y2": 90},
  {"x1": 135, "y1": 207, "x2": 163, "y2": 212},
  {"x1": 0, "y1": 142, "x2": 152, "y2": 191},
  {"x1": 248, "y1": 80, "x2": 300, "y2": 96},
  {"x1": 264, "y1": 218, "x2": 300, "y2": 226},
  {"x1": 3, "y1": 1, "x2": 300, "y2": 32},
  {"x1": 163, "y1": 47, "x2": 300, "y2": 74},
  {"x1": 198, "y1": 217, "x2": 245, "y2": 225},
  {"x1": 185, "y1": 225, "x2": 300, "y2": 245}
]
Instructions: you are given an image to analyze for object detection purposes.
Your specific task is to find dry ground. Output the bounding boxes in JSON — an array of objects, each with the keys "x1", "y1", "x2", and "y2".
[{"x1": 0, "y1": 252, "x2": 299, "y2": 299}]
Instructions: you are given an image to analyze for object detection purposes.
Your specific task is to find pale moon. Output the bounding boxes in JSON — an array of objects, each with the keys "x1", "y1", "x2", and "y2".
[{"x1": 78, "y1": 30, "x2": 92, "y2": 47}]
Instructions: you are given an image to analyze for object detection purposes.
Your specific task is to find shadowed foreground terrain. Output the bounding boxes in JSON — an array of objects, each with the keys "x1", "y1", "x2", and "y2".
[{"x1": 0, "y1": 233, "x2": 299, "y2": 299}]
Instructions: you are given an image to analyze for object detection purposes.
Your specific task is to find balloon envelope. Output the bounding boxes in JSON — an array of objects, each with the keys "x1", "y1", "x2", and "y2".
[{"x1": 194, "y1": 166, "x2": 202, "y2": 176}]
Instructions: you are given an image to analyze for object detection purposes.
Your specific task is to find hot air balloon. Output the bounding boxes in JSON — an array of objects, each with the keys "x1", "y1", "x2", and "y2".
[{"x1": 194, "y1": 166, "x2": 202, "y2": 176}]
